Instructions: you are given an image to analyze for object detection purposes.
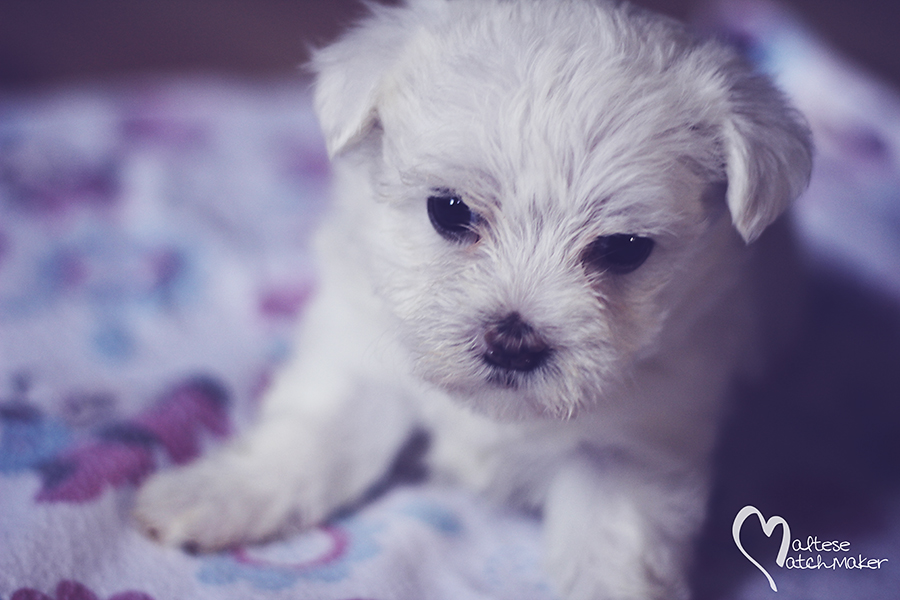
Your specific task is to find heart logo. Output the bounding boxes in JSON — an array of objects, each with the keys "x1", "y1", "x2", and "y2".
[{"x1": 732, "y1": 505, "x2": 791, "y2": 592}]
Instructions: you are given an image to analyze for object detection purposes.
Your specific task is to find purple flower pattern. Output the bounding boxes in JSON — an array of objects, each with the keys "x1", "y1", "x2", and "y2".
[
  {"x1": 10, "y1": 580, "x2": 154, "y2": 600},
  {"x1": 36, "y1": 377, "x2": 231, "y2": 503}
]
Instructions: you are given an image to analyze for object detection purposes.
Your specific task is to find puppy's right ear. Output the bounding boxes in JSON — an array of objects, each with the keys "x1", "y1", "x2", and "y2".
[
  {"x1": 719, "y1": 68, "x2": 813, "y2": 244},
  {"x1": 311, "y1": 3, "x2": 423, "y2": 158}
]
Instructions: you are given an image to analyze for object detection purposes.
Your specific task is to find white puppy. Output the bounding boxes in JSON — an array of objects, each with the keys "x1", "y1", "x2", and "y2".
[{"x1": 135, "y1": 0, "x2": 812, "y2": 598}]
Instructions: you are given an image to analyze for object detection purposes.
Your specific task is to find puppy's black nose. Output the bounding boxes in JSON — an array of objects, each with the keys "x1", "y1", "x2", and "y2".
[{"x1": 483, "y1": 312, "x2": 550, "y2": 372}]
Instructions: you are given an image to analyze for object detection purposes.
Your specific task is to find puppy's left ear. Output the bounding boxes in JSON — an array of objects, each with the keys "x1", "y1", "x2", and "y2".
[
  {"x1": 721, "y1": 70, "x2": 813, "y2": 243},
  {"x1": 311, "y1": 2, "x2": 431, "y2": 158}
]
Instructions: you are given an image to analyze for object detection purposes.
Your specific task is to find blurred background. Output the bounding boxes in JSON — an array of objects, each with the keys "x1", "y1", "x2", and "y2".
[{"x1": 1, "y1": 0, "x2": 899, "y2": 88}]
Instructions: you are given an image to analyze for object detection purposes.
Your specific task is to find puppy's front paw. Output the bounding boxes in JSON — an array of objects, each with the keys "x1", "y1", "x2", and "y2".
[
  {"x1": 134, "y1": 453, "x2": 298, "y2": 552},
  {"x1": 544, "y1": 460, "x2": 696, "y2": 600},
  {"x1": 545, "y1": 517, "x2": 684, "y2": 600}
]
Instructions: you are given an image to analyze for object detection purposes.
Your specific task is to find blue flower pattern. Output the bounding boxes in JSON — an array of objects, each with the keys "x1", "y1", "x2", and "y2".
[{"x1": 197, "y1": 518, "x2": 383, "y2": 590}]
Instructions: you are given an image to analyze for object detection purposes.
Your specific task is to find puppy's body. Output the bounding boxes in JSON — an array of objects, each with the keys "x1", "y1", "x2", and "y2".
[{"x1": 136, "y1": 1, "x2": 812, "y2": 598}]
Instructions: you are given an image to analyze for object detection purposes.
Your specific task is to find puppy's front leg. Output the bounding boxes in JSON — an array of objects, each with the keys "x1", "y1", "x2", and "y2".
[
  {"x1": 135, "y1": 283, "x2": 415, "y2": 551},
  {"x1": 543, "y1": 454, "x2": 705, "y2": 600}
]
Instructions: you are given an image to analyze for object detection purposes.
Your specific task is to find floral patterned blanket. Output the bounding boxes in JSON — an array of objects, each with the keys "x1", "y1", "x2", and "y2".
[{"x1": 2, "y1": 2, "x2": 899, "y2": 599}]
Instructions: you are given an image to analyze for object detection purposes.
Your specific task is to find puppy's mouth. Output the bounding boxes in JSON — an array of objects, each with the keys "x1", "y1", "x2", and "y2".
[
  {"x1": 484, "y1": 367, "x2": 530, "y2": 389},
  {"x1": 481, "y1": 312, "x2": 552, "y2": 387}
]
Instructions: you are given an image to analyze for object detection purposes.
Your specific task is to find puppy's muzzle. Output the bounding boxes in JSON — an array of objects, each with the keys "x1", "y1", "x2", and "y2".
[{"x1": 483, "y1": 312, "x2": 550, "y2": 373}]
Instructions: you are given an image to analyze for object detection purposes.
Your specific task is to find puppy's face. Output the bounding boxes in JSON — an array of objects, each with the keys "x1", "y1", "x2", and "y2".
[
  {"x1": 370, "y1": 65, "x2": 732, "y2": 420},
  {"x1": 313, "y1": 0, "x2": 812, "y2": 420}
]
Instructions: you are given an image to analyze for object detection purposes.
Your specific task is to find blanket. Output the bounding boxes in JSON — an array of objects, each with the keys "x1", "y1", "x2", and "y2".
[{"x1": 2, "y1": 2, "x2": 899, "y2": 598}]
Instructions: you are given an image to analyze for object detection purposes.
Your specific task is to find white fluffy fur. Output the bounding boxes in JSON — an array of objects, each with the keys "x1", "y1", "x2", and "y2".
[{"x1": 135, "y1": 1, "x2": 812, "y2": 598}]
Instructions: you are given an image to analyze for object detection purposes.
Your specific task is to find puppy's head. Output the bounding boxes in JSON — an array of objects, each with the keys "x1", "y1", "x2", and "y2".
[{"x1": 312, "y1": 0, "x2": 812, "y2": 420}]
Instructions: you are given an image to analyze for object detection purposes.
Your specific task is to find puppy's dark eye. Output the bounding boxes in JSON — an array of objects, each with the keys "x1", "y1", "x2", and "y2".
[
  {"x1": 582, "y1": 234, "x2": 654, "y2": 274},
  {"x1": 427, "y1": 192, "x2": 478, "y2": 243}
]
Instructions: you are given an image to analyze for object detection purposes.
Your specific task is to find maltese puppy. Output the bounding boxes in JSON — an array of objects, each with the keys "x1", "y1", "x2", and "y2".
[{"x1": 136, "y1": 0, "x2": 812, "y2": 598}]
